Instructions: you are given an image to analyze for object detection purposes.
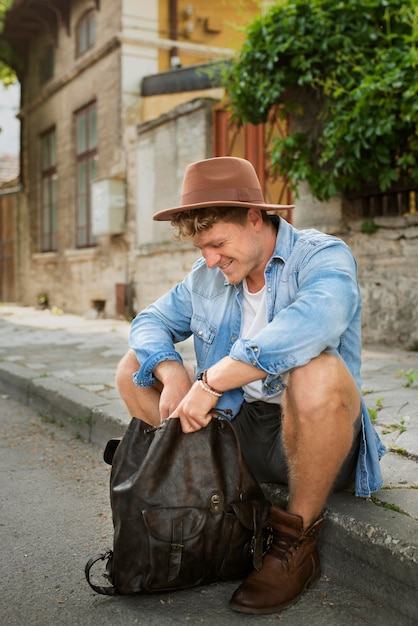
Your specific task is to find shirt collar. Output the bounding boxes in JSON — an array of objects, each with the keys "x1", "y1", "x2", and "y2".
[{"x1": 271, "y1": 216, "x2": 294, "y2": 264}]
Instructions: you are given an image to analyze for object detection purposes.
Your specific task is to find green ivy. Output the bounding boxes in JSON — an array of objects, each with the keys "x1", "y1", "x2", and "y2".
[
  {"x1": 223, "y1": 0, "x2": 418, "y2": 201},
  {"x1": 0, "y1": 0, "x2": 20, "y2": 85}
]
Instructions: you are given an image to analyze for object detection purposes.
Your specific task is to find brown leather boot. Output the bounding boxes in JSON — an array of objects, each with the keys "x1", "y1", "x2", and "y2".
[{"x1": 229, "y1": 506, "x2": 323, "y2": 614}]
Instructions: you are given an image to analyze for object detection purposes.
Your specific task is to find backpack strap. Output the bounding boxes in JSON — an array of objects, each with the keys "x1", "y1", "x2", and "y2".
[
  {"x1": 103, "y1": 438, "x2": 122, "y2": 465},
  {"x1": 85, "y1": 551, "x2": 119, "y2": 595}
]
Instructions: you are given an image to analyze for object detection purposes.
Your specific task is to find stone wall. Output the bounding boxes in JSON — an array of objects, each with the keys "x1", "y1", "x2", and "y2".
[
  {"x1": 289, "y1": 87, "x2": 418, "y2": 348},
  {"x1": 343, "y1": 215, "x2": 418, "y2": 349}
]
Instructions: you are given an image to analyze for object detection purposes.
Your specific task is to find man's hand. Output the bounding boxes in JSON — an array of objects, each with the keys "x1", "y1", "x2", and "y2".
[
  {"x1": 159, "y1": 356, "x2": 265, "y2": 433},
  {"x1": 169, "y1": 380, "x2": 219, "y2": 433}
]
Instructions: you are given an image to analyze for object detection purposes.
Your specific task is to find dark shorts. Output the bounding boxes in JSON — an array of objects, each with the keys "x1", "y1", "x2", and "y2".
[{"x1": 232, "y1": 400, "x2": 362, "y2": 491}]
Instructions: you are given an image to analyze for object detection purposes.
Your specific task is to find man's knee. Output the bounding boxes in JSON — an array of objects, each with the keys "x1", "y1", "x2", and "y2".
[
  {"x1": 115, "y1": 349, "x2": 139, "y2": 394},
  {"x1": 285, "y1": 353, "x2": 360, "y2": 419}
]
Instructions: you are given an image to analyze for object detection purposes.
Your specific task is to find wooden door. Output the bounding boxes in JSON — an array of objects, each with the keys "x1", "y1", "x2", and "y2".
[
  {"x1": 0, "y1": 192, "x2": 16, "y2": 302},
  {"x1": 213, "y1": 107, "x2": 293, "y2": 222}
]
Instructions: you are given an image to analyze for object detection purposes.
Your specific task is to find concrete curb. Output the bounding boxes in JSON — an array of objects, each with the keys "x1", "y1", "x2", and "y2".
[
  {"x1": 1, "y1": 363, "x2": 417, "y2": 622},
  {"x1": 0, "y1": 362, "x2": 129, "y2": 445}
]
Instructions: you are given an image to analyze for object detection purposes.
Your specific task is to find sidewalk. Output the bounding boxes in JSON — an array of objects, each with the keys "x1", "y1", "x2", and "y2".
[{"x1": 0, "y1": 303, "x2": 417, "y2": 621}]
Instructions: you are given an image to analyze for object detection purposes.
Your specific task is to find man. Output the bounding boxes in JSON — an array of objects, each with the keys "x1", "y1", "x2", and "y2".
[{"x1": 116, "y1": 156, "x2": 385, "y2": 614}]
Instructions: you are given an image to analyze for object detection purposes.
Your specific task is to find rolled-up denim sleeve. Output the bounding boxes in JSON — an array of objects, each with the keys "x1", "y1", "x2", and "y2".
[
  {"x1": 132, "y1": 350, "x2": 184, "y2": 387},
  {"x1": 230, "y1": 240, "x2": 361, "y2": 395},
  {"x1": 129, "y1": 276, "x2": 194, "y2": 388}
]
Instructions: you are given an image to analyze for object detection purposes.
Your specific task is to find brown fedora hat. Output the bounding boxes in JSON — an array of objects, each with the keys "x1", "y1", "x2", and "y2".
[{"x1": 153, "y1": 156, "x2": 294, "y2": 221}]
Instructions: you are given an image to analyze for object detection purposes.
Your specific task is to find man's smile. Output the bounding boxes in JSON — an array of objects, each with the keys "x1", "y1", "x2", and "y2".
[{"x1": 218, "y1": 259, "x2": 233, "y2": 271}]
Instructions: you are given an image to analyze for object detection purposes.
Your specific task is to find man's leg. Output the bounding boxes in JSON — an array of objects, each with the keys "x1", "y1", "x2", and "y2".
[
  {"x1": 282, "y1": 352, "x2": 361, "y2": 527},
  {"x1": 115, "y1": 350, "x2": 162, "y2": 426},
  {"x1": 230, "y1": 352, "x2": 361, "y2": 614},
  {"x1": 115, "y1": 349, "x2": 195, "y2": 427}
]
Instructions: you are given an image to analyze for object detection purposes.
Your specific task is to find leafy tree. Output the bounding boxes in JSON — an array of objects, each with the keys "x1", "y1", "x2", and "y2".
[
  {"x1": 0, "y1": 0, "x2": 17, "y2": 86},
  {"x1": 223, "y1": 0, "x2": 418, "y2": 200}
]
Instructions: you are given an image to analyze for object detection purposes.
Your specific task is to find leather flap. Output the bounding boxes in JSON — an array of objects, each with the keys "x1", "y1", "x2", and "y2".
[{"x1": 143, "y1": 508, "x2": 206, "y2": 542}]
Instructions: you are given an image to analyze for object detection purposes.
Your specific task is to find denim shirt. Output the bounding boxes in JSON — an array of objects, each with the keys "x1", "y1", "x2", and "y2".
[{"x1": 130, "y1": 217, "x2": 386, "y2": 497}]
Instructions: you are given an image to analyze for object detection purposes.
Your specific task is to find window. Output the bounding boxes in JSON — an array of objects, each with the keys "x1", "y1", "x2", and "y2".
[
  {"x1": 75, "y1": 102, "x2": 97, "y2": 247},
  {"x1": 76, "y1": 9, "x2": 95, "y2": 57},
  {"x1": 41, "y1": 128, "x2": 58, "y2": 252}
]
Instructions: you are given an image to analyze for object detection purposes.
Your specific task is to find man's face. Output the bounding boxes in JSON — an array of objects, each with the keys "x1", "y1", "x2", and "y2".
[{"x1": 192, "y1": 211, "x2": 267, "y2": 285}]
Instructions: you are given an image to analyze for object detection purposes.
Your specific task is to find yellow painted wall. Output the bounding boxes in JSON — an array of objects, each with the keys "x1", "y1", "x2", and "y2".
[
  {"x1": 158, "y1": 0, "x2": 261, "y2": 70},
  {"x1": 142, "y1": 1, "x2": 262, "y2": 122}
]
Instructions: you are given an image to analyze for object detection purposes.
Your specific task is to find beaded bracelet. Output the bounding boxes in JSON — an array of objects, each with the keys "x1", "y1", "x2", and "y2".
[{"x1": 197, "y1": 370, "x2": 223, "y2": 397}]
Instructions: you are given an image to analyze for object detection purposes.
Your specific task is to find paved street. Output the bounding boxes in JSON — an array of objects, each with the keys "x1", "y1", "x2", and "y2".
[
  {"x1": 1, "y1": 393, "x2": 402, "y2": 626},
  {"x1": 0, "y1": 304, "x2": 417, "y2": 624}
]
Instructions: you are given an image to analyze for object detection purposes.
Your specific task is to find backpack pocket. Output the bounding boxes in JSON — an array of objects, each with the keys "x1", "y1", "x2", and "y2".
[{"x1": 142, "y1": 507, "x2": 207, "y2": 590}]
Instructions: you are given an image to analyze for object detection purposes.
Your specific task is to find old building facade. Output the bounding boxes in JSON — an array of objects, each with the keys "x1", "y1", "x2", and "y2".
[
  {"x1": 1, "y1": 0, "x2": 418, "y2": 347},
  {"x1": 1, "y1": 0, "x2": 268, "y2": 317}
]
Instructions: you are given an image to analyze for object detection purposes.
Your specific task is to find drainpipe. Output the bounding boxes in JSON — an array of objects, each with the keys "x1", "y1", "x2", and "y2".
[{"x1": 169, "y1": 0, "x2": 181, "y2": 67}]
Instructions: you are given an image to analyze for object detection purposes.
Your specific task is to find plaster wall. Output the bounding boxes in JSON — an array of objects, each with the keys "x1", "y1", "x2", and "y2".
[{"x1": 344, "y1": 215, "x2": 418, "y2": 349}]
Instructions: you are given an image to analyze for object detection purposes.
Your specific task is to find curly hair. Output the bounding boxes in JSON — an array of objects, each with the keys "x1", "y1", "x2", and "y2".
[{"x1": 170, "y1": 206, "x2": 271, "y2": 240}]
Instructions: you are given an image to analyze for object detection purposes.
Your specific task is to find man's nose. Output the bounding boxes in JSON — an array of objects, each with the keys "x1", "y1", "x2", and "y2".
[{"x1": 203, "y1": 250, "x2": 221, "y2": 268}]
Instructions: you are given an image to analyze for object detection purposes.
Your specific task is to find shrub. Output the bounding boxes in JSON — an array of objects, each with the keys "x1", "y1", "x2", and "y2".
[{"x1": 223, "y1": 0, "x2": 418, "y2": 201}]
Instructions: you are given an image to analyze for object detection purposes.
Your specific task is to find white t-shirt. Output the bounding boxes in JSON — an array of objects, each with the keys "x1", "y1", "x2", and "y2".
[{"x1": 241, "y1": 279, "x2": 281, "y2": 404}]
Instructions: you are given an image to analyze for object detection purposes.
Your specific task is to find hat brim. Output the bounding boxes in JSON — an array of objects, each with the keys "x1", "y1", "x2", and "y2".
[{"x1": 153, "y1": 200, "x2": 294, "y2": 221}]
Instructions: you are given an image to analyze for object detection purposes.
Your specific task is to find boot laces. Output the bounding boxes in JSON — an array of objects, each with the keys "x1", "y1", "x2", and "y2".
[{"x1": 267, "y1": 528, "x2": 301, "y2": 562}]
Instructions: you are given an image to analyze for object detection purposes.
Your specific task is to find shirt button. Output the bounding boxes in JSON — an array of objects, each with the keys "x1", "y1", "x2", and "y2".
[
  {"x1": 198, "y1": 330, "x2": 203, "y2": 336},
  {"x1": 231, "y1": 335, "x2": 236, "y2": 341},
  {"x1": 267, "y1": 287, "x2": 272, "y2": 292}
]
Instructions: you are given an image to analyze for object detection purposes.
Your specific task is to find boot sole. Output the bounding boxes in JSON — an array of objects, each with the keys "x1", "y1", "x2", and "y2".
[{"x1": 229, "y1": 567, "x2": 321, "y2": 615}]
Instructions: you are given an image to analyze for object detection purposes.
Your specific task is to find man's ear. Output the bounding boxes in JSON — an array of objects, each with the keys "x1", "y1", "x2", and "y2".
[{"x1": 247, "y1": 208, "x2": 264, "y2": 229}]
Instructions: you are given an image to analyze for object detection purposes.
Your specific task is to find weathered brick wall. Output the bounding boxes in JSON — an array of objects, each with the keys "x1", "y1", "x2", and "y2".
[{"x1": 19, "y1": 0, "x2": 128, "y2": 316}]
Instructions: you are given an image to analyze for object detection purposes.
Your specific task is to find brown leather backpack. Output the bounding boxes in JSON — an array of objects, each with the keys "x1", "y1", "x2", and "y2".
[{"x1": 85, "y1": 415, "x2": 271, "y2": 595}]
